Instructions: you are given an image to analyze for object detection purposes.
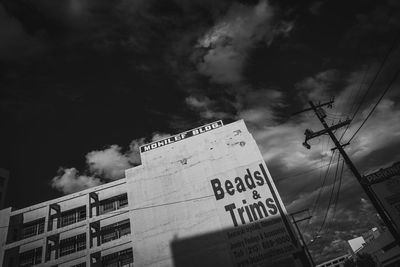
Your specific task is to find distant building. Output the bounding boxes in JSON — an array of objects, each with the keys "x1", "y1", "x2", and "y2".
[
  {"x1": 316, "y1": 254, "x2": 350, "y2": 267},
  {"x1": 0, "y1": 168, "x2": 10, "y2": 209},
  {"x1": 362, "y1": 227, "x2": 381, "y2": 243},
  {"x1": 0, "y1": 120, "x2": 310, "y2": 267},
  {"x1": 346, "y1": 227, "x2": 400, "y2": 266},
  {"x1": 347, "y1": 236, "x2": 366, "y2": 255},
  {"x1": 357, "y1": 229, "x2": 400, "y2": 266}
]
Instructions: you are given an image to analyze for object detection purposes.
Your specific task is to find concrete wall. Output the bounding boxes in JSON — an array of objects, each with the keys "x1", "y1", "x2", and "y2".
[{"x1": 126, "y1": 120, "x2": 304, "y2": 267}]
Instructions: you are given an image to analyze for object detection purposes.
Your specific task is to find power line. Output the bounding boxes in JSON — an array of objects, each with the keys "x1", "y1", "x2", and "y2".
[
  {"x1": 311, "y1": 151, "x2": 336, "y2": 215},
  {"x1": 348, "y1": 67, "x2": 400, "y2": 143},
  {"x1": 338, "y1": 64, "x2": 371, "y2": 142},
  {"x1": 332, "y1": 159, "x2": 346, "y2": 220},
  {"x1": 339, "y1": 33, "x2": 400, "y2": 143},
  {"x1": 349, "y1": 33, "x2": 400, "y2": 124},
  {"x1": 315, "y1": 155, "x2": 342, "y2": 236}
]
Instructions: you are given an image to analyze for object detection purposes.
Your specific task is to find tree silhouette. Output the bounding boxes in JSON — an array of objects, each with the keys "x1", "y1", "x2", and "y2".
[{"x1": 355, "y1": 253, "x2": 377, "y2": 267}]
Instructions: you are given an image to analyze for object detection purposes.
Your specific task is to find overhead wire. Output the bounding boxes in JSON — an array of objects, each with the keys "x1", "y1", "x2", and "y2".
[
  {"x1": 314, "y1": 154, "x2": 341, "y2": 236},
  {"x1": 338, "y1": 64, "x2": 372, "y2": 142},
  {"x1": 311, "y1": 150, "x2": 336, "y2": 215},
  {"x1": 332, "y1": 159, "x2": 346, "y2": 220},
  {"x1": 348, "y1": 67, "x2": 400, "y2": 142},
  {"x1": 340, "y1": 33, "x2": 400, "y2": 143},
  {"x1": 349, "y1": 33, "x2": 400, "y2": 123}
]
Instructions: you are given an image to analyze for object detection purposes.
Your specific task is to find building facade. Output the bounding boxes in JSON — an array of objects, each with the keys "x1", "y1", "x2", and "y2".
[
  {"x1": 0, "y1": 178, "x2": 133, "y2": 266},
  {"x1": 0, "y1": 120, "x2": 309, "y2": 267}
]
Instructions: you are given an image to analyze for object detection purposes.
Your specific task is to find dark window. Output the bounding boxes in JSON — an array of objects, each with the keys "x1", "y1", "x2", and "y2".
[
  {"x1": 60, "y1": 206, "x2": 86, "y2": 228},
  {"x1": 19, "y1": 247, "x2": 42, "y2": 267},
  {"x1": 100, "y1": 219, "x2": 131, "y2": 244},
  {"x1": 0, "y1": 176, "x2": 5, "y2": 187},
  {"x1": 72, "y1": 263, "x2": 86, "y2": 267},
  {"x1": 102, "y1": 248, "x2": 133, "y2": 267},
  {"x1": 21, "y1": 218, "x2": 45, "y2": 239},
  {"x1": 59, "y1": 233, "x2": 86, "y2": 257},
  {"x1": 99, "y1": 194, "x2": 128, "y2": 215}
]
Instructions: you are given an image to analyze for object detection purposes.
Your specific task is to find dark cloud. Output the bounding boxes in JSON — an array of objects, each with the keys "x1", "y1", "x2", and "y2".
[{"x1": 2, "y1": 0, "x2": 400, "y2": 264}]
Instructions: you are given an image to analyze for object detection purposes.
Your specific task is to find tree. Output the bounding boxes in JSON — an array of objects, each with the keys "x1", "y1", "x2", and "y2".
[
  {"x1": 344, "y1": 258, "x2": 356, "y2": 267},
  {"x1": 355, "y1": 253, "x2": 377, "y2": 267}
]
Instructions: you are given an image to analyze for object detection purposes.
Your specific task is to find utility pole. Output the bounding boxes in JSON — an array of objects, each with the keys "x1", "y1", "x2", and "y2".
[
  {"x1": 294, "y1": 100, "x2": 400, "y2": 245},
  {"x1": 291, "y1": 209, "x2": 315, "y2": 267}
]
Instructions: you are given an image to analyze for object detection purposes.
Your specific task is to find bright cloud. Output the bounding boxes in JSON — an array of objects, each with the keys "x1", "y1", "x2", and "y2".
[
  {"x1": 50, "y1": 168, "x2": 102, "y2": 194},
  {"x1": 51, "y1": 133, "x2": 169, "y2": 194},
  {"x1": 195, "y1": 0, "x2": 292, "y2": 84},
  {"x1": 86, "y1": 145, "x2": 131, "y2": 180}
]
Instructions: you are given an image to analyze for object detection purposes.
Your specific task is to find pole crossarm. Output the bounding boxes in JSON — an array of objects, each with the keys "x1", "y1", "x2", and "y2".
[
  {"x1": 304, "y1": 119, "x2": 351, "y2": 142},
  {"x1": 295, "y1": 99, "x2": 400, "y2": 245}
]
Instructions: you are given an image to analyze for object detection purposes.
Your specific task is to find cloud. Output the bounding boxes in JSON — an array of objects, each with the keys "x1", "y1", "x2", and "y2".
[
  {"x1": 295, "y1": 69, "x2": 340, "y2": 102},
  {"x1": 185, "y1": 95, "x2": 233, "y2": 120},
  {"x1": 86, "y1": 145, "x2": 132, "y2": 180},
  {"x1": 51, "y1": 133, "x2": 171, "y2": 194},
  {"x1": 238, "y1": 65, "x2": 400, "y2": 263},
  {"x1": 237, "y1": 89, "x2": 285, "y2": 125},
  {"x1": 194, "y1": 0, "x2": 292, "y2": 84},
  {"x1": 50, "y1": 168, "x2": 102, "y2": 194}
]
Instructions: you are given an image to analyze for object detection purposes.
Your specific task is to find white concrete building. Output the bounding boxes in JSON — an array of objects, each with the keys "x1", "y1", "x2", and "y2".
[
  {"x1": 0, "y1": 120, "x2": 309, "y2": 267},
  {"x1": 0, "y1": 178, "x2": 132, "y2": 267}
]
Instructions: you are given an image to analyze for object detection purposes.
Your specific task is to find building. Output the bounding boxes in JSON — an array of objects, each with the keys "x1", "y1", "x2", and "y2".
[
  {"x1": 316, "y1": 254, "x2": 350, "y2": 267},
  {"x1": 356, "y1": 229, "x2": 400, "y2": 266},
  {"x1": 0, "y1": 120, "x2": 310, "y2": 267},
  {"x1": 0, "y1": 168, "x2": 10, "y2": 209},
  {"x1": 346, "y1": 227, "x2": 400, "y2": 266},
  {"x1": 0, "y1": 178, "x2": 132, "y2": 267},
  {"x1": 347, "y1": 236, "x2": 366, "y2": 256}
]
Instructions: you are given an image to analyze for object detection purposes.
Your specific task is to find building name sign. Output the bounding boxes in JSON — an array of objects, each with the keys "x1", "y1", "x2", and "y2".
[
  {"x1": 140, "y1": 120, "x2": 223, "y2": 153},
  {"x1": 363, "y1": 162, "x2": 400, "y2": 184}
]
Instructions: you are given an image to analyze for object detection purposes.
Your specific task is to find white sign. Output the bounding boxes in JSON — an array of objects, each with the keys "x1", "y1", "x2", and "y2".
[
  {"x1": 140, "y1": 120, "x2": 223, "y2": 153},
  {"x1": 127, "y1": 120, "x2": 303, "y2": 267},
  {"x1": 210, "y1": 161, "x2": 298, "y2": 266}
]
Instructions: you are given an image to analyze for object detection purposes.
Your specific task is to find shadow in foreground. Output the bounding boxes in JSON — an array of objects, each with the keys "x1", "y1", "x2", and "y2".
[{"x1": 171, "y1": 218, "x2": 312, "y2": 267}]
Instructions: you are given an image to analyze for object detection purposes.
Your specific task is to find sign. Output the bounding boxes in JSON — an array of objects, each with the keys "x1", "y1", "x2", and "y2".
[
  {"x1": 363, "y1": 162, "x2": 400, "y2": 184},
  {"x1": 370, "y1": 175, "x2": 400, "y2": 232},
  {"x1": 140, "y1": 120, "x2": 223, "y2": 153},
  {"x1": 210, "y1": 161, "x2": 299, "y2": 266},
  {"x1": 128, "y1": 120, "x2": 305, "y2": 267}
]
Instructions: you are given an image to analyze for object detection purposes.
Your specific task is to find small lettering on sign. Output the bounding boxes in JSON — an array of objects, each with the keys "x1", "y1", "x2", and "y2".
[
  {"x1": 363, "y1": 162, "x2": 400, "y2": 184},
  {"x1": 140, "y1": 120, "x2": 223, "y2": 153}
]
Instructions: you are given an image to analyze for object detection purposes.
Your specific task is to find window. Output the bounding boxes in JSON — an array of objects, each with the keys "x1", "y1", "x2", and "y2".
[
  {"x1": 60, "y1": 206, "x2": 86, "y2": 228},
  {"x1": 101, "y1": 219, "x2": 131, "y2": 244},
  {"x1": 19, "y1": 247, "x2": 42, "y2": 267},
  {"x1": 59, "y1": 233, "x2": 86, "y2": 257},
  {"x1": 99, "y1": 194, "x2": 128, "y2": 215},
  {"x1": 72, "y1": 263, "x2": 86, "y2": 267},
  {"x1": 21, "y1": 218, "x2": 45, "y2": 239},
  {"x1": 0, "y1": 176, "x2": 5, "y2": 187},
  {"x1": 102, "y1": 248, "x2": 133, "y2": 267}
]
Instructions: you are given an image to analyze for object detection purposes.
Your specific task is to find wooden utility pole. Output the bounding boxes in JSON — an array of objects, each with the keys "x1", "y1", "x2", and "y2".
[
  {"x1": 291, "y1": 209, "x2": 315, "y2": 266},
  {"x1": 295, "y1": 100, "x2": 400, "y2": 245}
]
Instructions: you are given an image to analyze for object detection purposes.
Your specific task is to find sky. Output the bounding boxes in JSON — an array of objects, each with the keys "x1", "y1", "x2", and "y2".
[{"x1": 1, "y1": 0, "x2": 400, "y2": 263}]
